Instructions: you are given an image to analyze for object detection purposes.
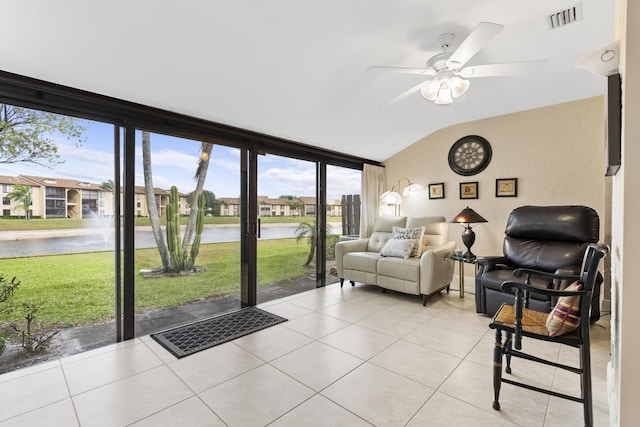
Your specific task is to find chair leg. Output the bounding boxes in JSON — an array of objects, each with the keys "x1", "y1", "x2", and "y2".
[
  {"x1": 581, "y1": 343, "x2": 594, "y2": 427},
  {"x1": 351, "y1": 281, "x2": 355, "y2": 286},
  {"x1": 340, "y1": 278, "x2": 344, "y2": 288},
  {"x1": 493, "y1": 329, "x2": 503, "y2": 410},
  {"x1": 505, "y1": 332, "x2": 513, "y2": 374},
  {"x1": 422, "y1": 294, "x2": 427, "y2": 307}
]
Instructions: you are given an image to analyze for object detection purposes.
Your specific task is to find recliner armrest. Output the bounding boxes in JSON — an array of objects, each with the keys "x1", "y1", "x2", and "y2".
[
  {"x1": 476, "y1": 256, "x2": 512, "y2": 271},
  {"x1": 335, "y1": 238, "x2": 371, "y2": 277},
  {"x1": 419, "y1": 241, "x2": 455, "y2": 295}
]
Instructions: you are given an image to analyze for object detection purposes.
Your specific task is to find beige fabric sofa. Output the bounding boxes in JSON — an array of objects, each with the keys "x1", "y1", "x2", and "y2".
[{"x1": 335, "y1": 216, "x2": 455, "y2": 306}]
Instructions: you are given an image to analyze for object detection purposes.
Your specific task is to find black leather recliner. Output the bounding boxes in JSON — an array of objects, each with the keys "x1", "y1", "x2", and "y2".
[{"x1": 475, "y1": 205, "x2": 602, "y2": 322}]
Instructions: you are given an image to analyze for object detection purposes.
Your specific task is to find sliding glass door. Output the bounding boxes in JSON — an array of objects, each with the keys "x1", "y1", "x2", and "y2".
[
  {"x1": 0, "y1": 107, "x2": 119, "y2": 372},
  {"x1": 132, "y1": 131, "x2": 242, "y2": 336},
  {"x1": 255, "y1": 154, "x2": 317, "y2": 304}
]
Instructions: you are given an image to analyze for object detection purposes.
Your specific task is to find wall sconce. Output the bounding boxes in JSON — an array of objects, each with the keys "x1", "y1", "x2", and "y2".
[{"x1": 451, "y1": 206, "x2": 488, "y2": 259}]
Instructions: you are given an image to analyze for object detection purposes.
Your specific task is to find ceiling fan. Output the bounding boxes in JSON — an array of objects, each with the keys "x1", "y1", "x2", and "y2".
[{"x1": 371, "y1": 22, "x2": 547, "y2": 106}]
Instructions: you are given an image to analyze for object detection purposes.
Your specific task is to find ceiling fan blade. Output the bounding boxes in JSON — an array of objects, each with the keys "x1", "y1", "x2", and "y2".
[
  {"x1": 458, "y1": 60, "x2": 547, "y2": 78},
  {"x1": 367, "y1": 66, "x2": 436, "y2": 76},
  {"x1": 380, "y1": 81, "x2": 430, "y2": 107},
  {"x1": 446, "y1": 22, "x2": 504, "y2": 69}
]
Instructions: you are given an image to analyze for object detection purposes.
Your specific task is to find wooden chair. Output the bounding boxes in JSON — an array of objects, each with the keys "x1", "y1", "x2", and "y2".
[{"x1": 489, "y1": 243, "x2": 608, "y2": 427}]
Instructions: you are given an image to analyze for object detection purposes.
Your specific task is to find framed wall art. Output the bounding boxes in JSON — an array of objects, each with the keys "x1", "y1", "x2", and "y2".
[
  {"x1": 459, "y1": 181, "x2": 478, "y2": 199},
  {"x1": 496, "y1": 178, "x2": 518, "y2": 197},
  {"x1": 428, "y1": 183, "x2": 445, "y2": 199}
]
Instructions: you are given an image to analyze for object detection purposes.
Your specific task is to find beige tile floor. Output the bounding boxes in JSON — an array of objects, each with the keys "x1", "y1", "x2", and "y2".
[{"x1": 0, "y1": 283, "x2": 611, "y2": 426}]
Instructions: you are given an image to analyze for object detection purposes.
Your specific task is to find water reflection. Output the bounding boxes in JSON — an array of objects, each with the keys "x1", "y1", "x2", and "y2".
[{"x1": 0, "y1": 225, "x2": 306, "y2": 257}]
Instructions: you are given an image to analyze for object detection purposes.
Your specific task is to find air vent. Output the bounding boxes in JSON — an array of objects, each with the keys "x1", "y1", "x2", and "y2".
[{"x1": 548, "y1": 3, "x2": 583, "y2": 30}]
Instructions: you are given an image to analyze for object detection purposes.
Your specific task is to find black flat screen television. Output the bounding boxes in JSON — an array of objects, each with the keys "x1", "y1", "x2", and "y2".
[{"x1": 605, "y1": 72, "x2": 622, "y2": 176}]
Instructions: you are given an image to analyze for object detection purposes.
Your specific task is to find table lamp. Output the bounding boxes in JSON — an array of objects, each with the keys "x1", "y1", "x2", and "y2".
[{"x1": 451, "y1": 207, "x2": 488, "y2": 259}]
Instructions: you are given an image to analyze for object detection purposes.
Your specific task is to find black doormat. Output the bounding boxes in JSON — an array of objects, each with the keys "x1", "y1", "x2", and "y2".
[{"x1": 150, "y1": 307, "x2": 287, "y2": 358}]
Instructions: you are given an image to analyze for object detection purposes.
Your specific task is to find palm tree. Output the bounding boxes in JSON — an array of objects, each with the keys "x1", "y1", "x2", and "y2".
[
  {"x1": 295, "y1": 218, "x2": 332, "y2": 267},
  {"x1": 142, "y1": 131, "x2": 171, "y2": 271},
  {"x1": 99, "y1": 180, "x2": 114, "y2": 192},
  {"x1": 182, "y1": 142, "x2": 212, "y2": 252},
  {"x1": 7, "y1": 184, "x2": 32, "y2": 219}
]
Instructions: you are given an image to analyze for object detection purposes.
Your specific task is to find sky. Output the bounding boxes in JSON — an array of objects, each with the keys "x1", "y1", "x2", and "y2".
[{"x1": 4, "y1": 117, "x2": 362, "y2": 201}]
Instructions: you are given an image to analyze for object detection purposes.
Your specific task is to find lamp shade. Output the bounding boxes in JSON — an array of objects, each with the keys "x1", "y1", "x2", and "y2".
[
  {"x1": 402, "y1": 183, "x2": 425, "y2": 196},
  {"x1": 452, "y1": 207, "x2": 488, "y2": 224},
  {"x1": 381, "y1": 189, "x2": 402, "y2": 205}
]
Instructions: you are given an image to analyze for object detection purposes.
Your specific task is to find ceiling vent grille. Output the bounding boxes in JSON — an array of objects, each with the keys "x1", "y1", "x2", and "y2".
[{"x1": 548, "y1": 3, "x2": 583, "y2": 30}]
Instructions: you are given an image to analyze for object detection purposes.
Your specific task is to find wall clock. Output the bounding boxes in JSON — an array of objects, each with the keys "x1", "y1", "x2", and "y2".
[{"x1": 448, "y1": 135, "x2": 492, "y2": 176}]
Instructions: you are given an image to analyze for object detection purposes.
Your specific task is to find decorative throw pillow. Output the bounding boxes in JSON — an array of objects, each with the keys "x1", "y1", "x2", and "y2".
[
  {"x1": 391, "y1": 226, "x2": 425, "y2": 257},
  {"x1": 380, "y1": 239, "x2": 418, "y2": 259},
  {"x1": 546, "y1": 281, "x2": 583, "y2": 337}
]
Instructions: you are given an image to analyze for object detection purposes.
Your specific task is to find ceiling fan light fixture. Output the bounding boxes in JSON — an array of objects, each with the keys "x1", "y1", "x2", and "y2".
[
  {"x1": 420, "y1": 80, "x2": 440, "y2": 101},
  {"x1": 449, "y1": 76, "x2": 470, "y2": 97},
  {"x1": 435, "y1": 84, "x2": 453, "y2": 105}
]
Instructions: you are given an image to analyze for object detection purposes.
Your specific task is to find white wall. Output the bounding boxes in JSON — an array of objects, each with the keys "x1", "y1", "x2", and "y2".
[{"x1": 383, "y1": 97, "x2": 606, "y2": 282}]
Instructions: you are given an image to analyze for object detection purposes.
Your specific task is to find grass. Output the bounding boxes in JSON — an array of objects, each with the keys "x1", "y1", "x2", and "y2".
[
  {"x1": 0, "y1": 216, "x2": 342, "y2": 231},
  {"x1": 0, "y1": 238, "x2": 311, "y2": 328}
]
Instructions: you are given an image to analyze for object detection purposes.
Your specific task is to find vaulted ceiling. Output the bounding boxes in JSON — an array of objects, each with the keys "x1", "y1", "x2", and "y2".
[{"x1": 0, "y1": 1, "x2": 615, "y2": 162}]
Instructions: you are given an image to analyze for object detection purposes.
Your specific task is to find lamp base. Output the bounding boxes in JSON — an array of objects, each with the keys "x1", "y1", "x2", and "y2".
[{"x1": 461, "y1": 227, "x2": 477, "y2": 259}]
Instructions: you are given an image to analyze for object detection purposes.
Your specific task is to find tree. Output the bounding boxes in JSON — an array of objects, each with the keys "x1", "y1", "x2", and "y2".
[
  {"x1": 187, "y1": 189, "x2": 222, "y2": 216},
  {"x1": 141, "y1": 131, "x2": 172, "y2": 271},
  {"x1": 280, "y1": 195, "x2": 305, "y2": 217},
  {"x1": 291, "y1": 198, "x2": 305, "y2": 217},
  {"x1": 0, "y1": 104, "x2": 85, "y2": 167},
  {"x1": 7, "y1": 184, "x2": 32, "y2": 219},
  {"x1": 295, "y1": 218, "x2": 333, "y2": 267},
  {"x1": 99, "y1": 180, "x2": 114, "y2": 192},
  {"x1": 182, "y1": 143, "x2": 212, "y2": 252}
]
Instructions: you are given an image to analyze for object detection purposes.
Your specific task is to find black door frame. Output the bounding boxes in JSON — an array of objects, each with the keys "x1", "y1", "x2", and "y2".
[{"x1": 0, "y1": 70, "x2": 375, "y2": 341}]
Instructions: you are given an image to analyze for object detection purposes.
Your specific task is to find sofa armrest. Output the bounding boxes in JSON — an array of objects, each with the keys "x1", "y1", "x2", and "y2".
[
  {"x1": 419, "y1": 241, "x2": 456, "y2": 295},
  {"x1": 335, "y1": 238, "x2": 371, "y2": 277}
]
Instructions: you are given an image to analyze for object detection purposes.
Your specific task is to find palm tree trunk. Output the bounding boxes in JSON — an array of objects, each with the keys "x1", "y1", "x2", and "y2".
[
  {"x1": 142, "y1": 131, "x2": 172, "y2": 271},
  {"x1": 182, "y1": 142, "x2": 213, "y2": 252},
  {"x1": 304, "y1": 235, "x2": 316, "y2": 266}
]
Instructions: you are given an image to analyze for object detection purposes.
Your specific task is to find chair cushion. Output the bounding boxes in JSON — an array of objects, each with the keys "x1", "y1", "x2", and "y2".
[
  {"x1": 377, "y1": 257, "x2": 420, "y2": 282},
  {"x1": 406, "y1": 216, "x2": 448, "y2": 253},
  {"x1": 546, "y1": 281, "x2": 582, "y2": 337},
  {"x1": 391, "y1": 226, "x2": 424, "y2": 257},
  {"x1": 493, "y1": 304, "x2": 550, "y2": 336},
  {"x1": 366, "y1": 216, "x2": 407, "y2": 252},
  {"x1": 380, "y1": 239, "x2": 417, "y2": 259},
  {"x1": 343, "y1": 252, "x2": 380, "y2": 274}
]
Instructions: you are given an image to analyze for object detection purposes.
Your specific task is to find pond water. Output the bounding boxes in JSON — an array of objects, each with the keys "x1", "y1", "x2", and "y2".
[{"x1": 0, "y1": 225, "x2": 321, "y2": 258}]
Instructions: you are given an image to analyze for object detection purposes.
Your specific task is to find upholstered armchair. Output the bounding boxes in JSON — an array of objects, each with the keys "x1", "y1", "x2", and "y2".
[{"x1": 475, "y1": 205, "x2": 602, "y2": 322}]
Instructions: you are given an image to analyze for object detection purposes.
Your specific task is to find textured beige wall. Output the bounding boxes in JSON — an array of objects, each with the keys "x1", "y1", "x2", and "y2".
[{"x1": 383, "y1": 96, "x2": 606, "y2": 261}]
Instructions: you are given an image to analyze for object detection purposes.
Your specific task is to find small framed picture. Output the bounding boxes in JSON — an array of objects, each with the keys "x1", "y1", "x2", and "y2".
[
  {"x1": 428, "y1": 183, "x2": 445, "y2": 199},
  {"x1": 496, "y1": 178, "x2": 518, "y2": 197},
  {"x1": 460, "y1": 182, "x2": 478, "y2": 199}
]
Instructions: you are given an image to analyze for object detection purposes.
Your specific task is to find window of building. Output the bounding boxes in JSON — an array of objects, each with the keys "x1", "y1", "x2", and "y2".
[
  {"x1": 2, "y1": 184, "x2": 11, "y2": 193},
  {"x1": 2, "y1": 209, "x2": 10, "y2": 216},
  {"x1": 2, "y1": 197, "x2": 10, "y2": 205},
  {"x1": 82, "y1": 189, "x2": 99, "y2": 216}
]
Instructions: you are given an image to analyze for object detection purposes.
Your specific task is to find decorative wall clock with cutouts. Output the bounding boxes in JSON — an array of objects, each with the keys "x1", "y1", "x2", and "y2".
[{"x1": 448, "y1": 135, "x2": 492, "y2": 176}]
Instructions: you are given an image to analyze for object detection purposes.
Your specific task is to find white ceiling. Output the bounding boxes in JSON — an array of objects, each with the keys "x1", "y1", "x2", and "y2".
[{"x1": 1, "y1": 1, "x2": 615, "y2": 162}]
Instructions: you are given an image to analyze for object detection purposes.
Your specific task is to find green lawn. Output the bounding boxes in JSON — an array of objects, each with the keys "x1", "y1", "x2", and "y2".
[
  {"x1": 0, "y1": 238, "x2": 311, "y2": 328},
  {"x1": 0, "y1": 216, "x2": 342, "y2": 231}
]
